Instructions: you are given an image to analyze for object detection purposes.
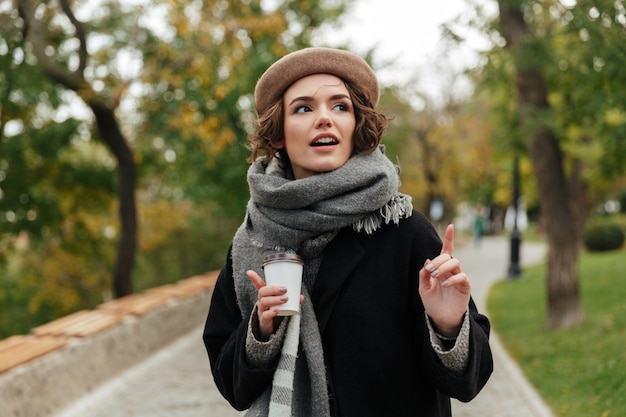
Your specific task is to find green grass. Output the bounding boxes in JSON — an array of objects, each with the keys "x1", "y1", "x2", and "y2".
[{"x1": 487, "y1": 248, "x2": 626, "y2": 417}]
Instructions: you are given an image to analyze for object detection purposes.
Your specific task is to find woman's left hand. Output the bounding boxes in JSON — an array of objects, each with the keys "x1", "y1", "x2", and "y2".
[{"x1": 418, "y1": 224, "x2": 471, "y2": 338}]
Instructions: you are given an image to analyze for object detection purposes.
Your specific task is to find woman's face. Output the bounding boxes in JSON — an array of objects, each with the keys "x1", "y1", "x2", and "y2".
[{"x1": 277, "y1": 73, "x2": 356, "y2": 179}]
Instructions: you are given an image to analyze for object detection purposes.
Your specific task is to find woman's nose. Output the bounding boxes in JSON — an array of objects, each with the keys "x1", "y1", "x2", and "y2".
[{"x1": 316, "y1": 110, "x2": 332, "y2": 128}]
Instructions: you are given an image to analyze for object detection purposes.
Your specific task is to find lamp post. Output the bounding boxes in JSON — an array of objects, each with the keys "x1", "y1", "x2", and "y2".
[{"x1": 507, "y1": 155, "x2": 522, "y2": 278}]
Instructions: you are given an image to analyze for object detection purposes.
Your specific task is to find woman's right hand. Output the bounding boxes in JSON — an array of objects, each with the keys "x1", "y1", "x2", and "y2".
[{"x1": 246, "y1": 270, "x2": 288, "y2": 341}]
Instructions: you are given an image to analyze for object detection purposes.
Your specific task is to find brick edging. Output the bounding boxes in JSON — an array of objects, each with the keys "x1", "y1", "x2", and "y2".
[{"x1": 0, "y1": 272, "x2": 218, "y2": 417}]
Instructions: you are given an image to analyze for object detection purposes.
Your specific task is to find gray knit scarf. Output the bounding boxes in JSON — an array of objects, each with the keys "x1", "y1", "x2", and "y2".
[{"x1": 232, "y1": 146, "x2": 412, "y2": 416}]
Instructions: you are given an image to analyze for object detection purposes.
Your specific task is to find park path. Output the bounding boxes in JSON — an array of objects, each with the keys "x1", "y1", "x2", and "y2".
[
  {"x1": 54, "y1": 236, "x2": 555, "y2": 417},
  {"x1": 450, "y1": 236, "x2": 554, "y2": 417}
]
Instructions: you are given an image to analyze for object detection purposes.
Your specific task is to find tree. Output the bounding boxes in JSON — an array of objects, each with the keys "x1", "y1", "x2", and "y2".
[
  {"x1": 497, "y1": 0, "x2": 584, "y2": 328},
  {"x1": 1, "y1": 0, "x2": 353, "y2": 336},
  {"x1": 379, "y1": 70, "x2": 506, "y2": 230},
  {"x1": 9, "y1": 0, "x2": 351, "y2": 298},
  {"x1": 134, "y1": 0, "x2": 352, "y2": 255},
  {"x1": 0, "y1": 6, "x2": 74, "y2": 243},
  {"x1": 489, "y1": 0, "x2": 626, "y2": 328},
  {"x1": 16, "y1": 0, "x2": 138, "y2": 297},
  {"x1": 136, "y1": 0, "x2": 350, "y2": 213}
]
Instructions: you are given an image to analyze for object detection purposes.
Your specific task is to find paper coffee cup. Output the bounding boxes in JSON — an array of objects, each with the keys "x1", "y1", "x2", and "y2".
[{"x1": 262, "y1": 253, "x2": 303, "y2": 316}]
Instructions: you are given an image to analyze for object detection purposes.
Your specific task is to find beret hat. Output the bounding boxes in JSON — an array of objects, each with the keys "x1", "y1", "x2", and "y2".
[{"x1": 254, "y1": 47, "x2": 379, "y2": 116}]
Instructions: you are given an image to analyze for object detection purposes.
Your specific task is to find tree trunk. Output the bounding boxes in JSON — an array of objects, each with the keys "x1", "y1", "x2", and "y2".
[
  {"x1": 17, "y1": 0, "x2": 138, "y2": 298},
  {"x1": 91, "y1": 103, "x2": 137, "y2": 298},
  {"x1": 528, "y1": 129, "x2": 583, "y2": 328},
  {"x1": 497, "y1": 0, "x2": 583, "y2": 328}
]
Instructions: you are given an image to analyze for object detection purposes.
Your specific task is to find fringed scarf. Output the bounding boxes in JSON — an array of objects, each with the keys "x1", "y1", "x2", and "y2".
[{"x1": 232, "y1": 146, "x2": 412, "y2": 416}]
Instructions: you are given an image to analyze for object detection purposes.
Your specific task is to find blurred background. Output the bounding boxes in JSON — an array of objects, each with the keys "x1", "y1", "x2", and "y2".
[{"x1": 0, "y1": 2, "x2": 625, "y2": 414}]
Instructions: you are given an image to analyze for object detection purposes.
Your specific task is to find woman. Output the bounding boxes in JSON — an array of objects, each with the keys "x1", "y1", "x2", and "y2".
[{"x1": 203, "y1": 47, "x2": 493, "y2": 417}]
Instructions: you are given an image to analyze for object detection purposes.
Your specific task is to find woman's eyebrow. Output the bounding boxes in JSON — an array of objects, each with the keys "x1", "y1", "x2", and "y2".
[
  {"x1": 288, "y1": 95, "x2": 314, "y2": 106},
  {"x1": 288, "y1": 93, "x2": 351, "y2": 106}
]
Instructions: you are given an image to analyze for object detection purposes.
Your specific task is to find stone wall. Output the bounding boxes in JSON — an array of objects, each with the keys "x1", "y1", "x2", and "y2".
[{"x1": 0, "y1": 273, "x2": 217, "y2": 417}]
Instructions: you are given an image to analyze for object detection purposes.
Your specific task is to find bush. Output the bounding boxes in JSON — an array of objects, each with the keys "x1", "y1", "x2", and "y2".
[{"x1": 583, "y1": 218, "x2": 625, "y2": 252}]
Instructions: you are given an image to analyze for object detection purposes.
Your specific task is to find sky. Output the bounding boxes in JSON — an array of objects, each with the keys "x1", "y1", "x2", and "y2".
[{"x1": 315, "y1": 0, "x2": 497, "y2": 101}]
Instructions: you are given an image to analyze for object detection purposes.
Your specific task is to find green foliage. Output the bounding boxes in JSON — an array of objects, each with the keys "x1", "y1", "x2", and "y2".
[
  {"x1": 132, "y1": 205, "x2": 238, "y2": 291},
  {"x1": 477, "y1": 0, "x2": 626, "y2": 210},
  {"x1": 0, "y1": 0, "x2": 352, "y2": 338},
  {"x1": 488, "y1": 248, "x2": 626, "y2": 417},
  {"x1": 1, "y1": 0, "x2": 132, "y2": 332},
  {"x1": 135, "y1": 0, "x2": 350, "y2": 218},
  {"x1": 0, "y1": 231, "x2": 115, "y2": 338},
  {"x1": 0, "y1": 273, "x2": 47, "y2": 338},
  {"x1": 582, "y1": 216, "x2": 625, "y2": 252},
  {"x1": 546, "y1": 0, "x2": 626, "y2": 181}
]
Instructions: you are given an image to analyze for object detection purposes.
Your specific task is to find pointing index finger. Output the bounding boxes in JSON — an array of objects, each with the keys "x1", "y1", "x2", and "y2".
[{"x1": 441, "y1": 224, "x2": 455, "y2": 256}]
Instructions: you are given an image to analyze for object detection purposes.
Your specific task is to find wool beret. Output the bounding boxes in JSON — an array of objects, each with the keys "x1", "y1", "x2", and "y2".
[{"x1": 254, "y1": 47, "x2": 379, "y2": 116}]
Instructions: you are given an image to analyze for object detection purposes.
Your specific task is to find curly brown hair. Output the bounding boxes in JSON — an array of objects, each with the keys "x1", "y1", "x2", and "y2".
[{"x1": 247, "y1": 81, "x2": 388, "y2": 167}]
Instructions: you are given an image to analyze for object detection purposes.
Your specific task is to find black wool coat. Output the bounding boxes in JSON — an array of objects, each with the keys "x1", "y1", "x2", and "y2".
[{"x1": 203, "y1": 211, "x2": 493, "y2": 417}]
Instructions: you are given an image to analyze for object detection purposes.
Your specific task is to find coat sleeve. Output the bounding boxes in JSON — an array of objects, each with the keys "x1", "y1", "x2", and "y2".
[
  {"x1": 409, "y1": 214, "x2": 493, "y2": 402},
  {"x1": 202, "y1": 246, "x2": 278, "y2": 411},
  {"x1": 422, "y1": 297, "x2": 493, "y2": 402}
]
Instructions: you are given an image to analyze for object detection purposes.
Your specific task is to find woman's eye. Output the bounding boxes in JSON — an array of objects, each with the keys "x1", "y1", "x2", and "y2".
[
  {"x1": 334, "y1": 103, "x2": 349, "y2": 111},
  {"x1": 295, "y1": 105, "x2": 311, "y2": 113}
]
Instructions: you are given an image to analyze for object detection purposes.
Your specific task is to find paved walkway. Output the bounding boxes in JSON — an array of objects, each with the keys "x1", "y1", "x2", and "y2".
[
  {"x1": 54, "y1": 236, "x2": 555, "y2": 417},
  {"x1": 450, "y1": 236, "x2": 554, "y2": 417}
]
